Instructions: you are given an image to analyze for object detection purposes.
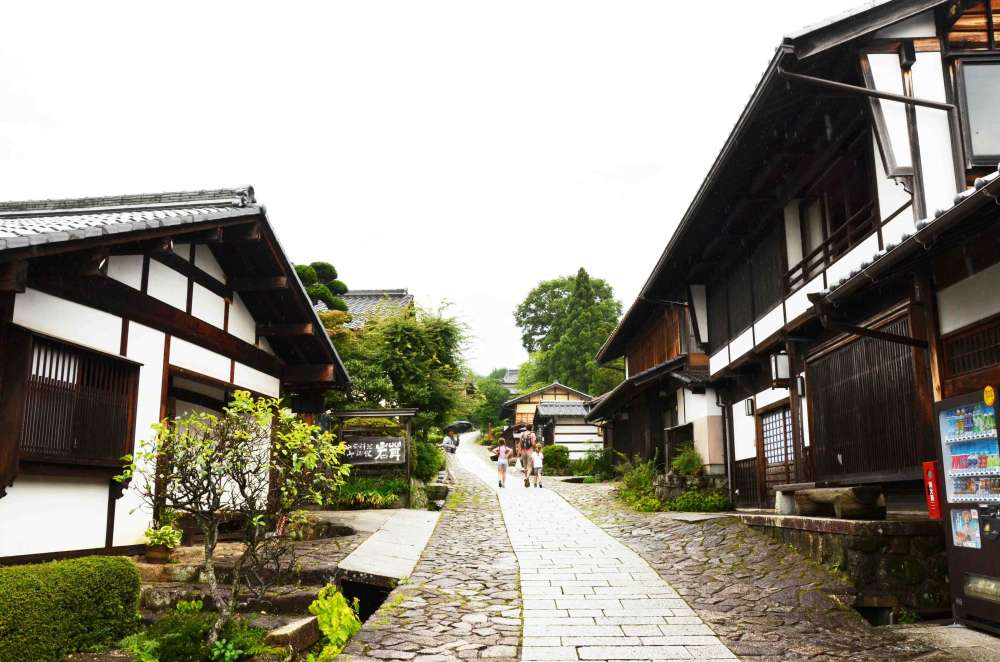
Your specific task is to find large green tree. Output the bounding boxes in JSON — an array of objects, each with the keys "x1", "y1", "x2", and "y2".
[
  {"x1": 468, "y1": 375, "x2": 512, "y2": 429},
  {"x1": 514, "y1": 268, "x2": 623, "y2": 395}
]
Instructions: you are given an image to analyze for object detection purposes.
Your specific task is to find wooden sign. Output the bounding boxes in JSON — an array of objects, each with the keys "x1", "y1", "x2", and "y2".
[{"x1": 343, "y1": 435, "x2": 406, "y2": 465}]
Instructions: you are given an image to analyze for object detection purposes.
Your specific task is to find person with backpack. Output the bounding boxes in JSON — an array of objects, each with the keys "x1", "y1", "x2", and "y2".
[{"x1": 519, "y1": 427, "x2": 536, "y2": 487}]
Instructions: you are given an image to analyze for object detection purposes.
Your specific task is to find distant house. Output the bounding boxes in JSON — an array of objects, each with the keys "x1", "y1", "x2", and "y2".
[
  {"x1": 500, "y1": 369, "x2": 519, "y2": 394},
  {"x1": 0, "y1": 186, "x2": 348, "y2": 563},
  {"x1": 533, "y1": 401, "x2": 602, "y2": 459},
  {"x1": 501, "y1": 382, "x2": 591, "y2": 430},
  {"x1": 340, "y1": 289, "x2": 414, "y2": 330}
]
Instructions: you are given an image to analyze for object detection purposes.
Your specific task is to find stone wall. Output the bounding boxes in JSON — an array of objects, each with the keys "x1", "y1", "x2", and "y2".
[{"x1": 739, "y1": 513, "x2": 949, "y2": 613}]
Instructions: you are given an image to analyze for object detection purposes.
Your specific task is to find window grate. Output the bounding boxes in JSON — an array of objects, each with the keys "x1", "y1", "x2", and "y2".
[{"x1": 944, "y1": 319, "x2": 1000, "y2": 377}]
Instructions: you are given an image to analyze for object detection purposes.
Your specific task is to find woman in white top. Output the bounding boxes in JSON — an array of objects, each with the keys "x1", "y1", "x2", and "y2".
[{"x1": 531, "y1": 442, "x2": 544, "y2": 488}]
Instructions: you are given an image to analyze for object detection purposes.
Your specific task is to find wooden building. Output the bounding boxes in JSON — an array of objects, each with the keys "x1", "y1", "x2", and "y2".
[
  {"x1": 500, "y1": 382, "x2": 590, "y2": 430},
  {"x1": 0, "y1": 187, "x2": 348, "y2": 562},
  {"x1": 533, "y1": 401, "x2": 603, "y2": 460},
  {"x1": 596, "y1": 0, "x2": 1000, "y2": 510},
  {"x1": 587, "y1": 304, "x2": 720, "y2": 472}
]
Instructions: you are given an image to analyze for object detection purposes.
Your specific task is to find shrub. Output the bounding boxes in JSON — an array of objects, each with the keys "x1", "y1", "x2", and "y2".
[
  {"x1": 328, "y1": 296, "x2": 349, "y2": 312},
  {"x1": 413, "y1": 440, "x2": 445, "y2": 483},
  {"x1": 295, "y1": 264, "x2": 318, "y2": 286},
  {"x1": 542, "y1": 444, "x2": 570, "y2": 474},
  {"x1": 0, "y1": 555, "x2": 141, "y2": 661},
  {"x1": 670, "y1": 446, "x2": 703, "y2": 478},
  {"x1": 311, "y1": 261, "x2": 338, "y2": 283},
  {"x1": 331, "y1": 475, "x2": 409, "y2": 508},
  {"x1": 120, "y1": 604, "x2": 275, "y2": 662},
  {"x1": 307, "y1": 283, "x2": 337, "y2": 309},
  {"x1": 617, "y1": 456, "x2": 659, "y2": 511},
  {"x1": 145, "y1": 524, "x2": 183, "y2": 548},
  {"x1": 328, "y1": 279, "x2": 348, "y2": 295},
  {"x1": 307, "y1": 584, "x2": 361, "y2": 661},
  {"x1": 663, "y1": 490, "x2": 731, "y2": 513}
]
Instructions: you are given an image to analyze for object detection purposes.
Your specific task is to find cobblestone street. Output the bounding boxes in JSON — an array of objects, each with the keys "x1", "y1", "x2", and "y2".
[{"x1": 547, "y1": 480, "x2": 949, "y2": 661}]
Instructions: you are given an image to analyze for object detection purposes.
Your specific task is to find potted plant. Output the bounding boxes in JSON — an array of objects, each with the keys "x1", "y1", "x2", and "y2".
[{"x1": 144, "y1": 524, "x2": 182, "y2": 563}]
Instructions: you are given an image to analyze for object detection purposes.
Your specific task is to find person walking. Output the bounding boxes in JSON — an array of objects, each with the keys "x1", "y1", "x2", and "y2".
[
  {"x1": 519, "y1": 427, "x2": 536, "y2": 487},
  {"x1": 531, "y1": 441, "x2": 544, "y2": 488},
  {"x1": 491, "y1": 440, "x2": 511, "y2": 488}
]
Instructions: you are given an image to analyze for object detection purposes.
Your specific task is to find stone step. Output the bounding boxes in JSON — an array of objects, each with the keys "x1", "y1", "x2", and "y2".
[{"x1": 140, "y1": 582, "x2": 321, "y2": 615}]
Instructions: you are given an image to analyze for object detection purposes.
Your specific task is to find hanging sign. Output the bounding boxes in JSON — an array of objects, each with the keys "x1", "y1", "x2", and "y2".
[
  {"x1": 343, "y1": 435, "x2": 406, "y2": 465},
  {"x1": 985, "y1": 385, "x2": 996, "y2": 408},
  {"x1": 923, "y1": 460, "x2": 943, "y2": 521}
]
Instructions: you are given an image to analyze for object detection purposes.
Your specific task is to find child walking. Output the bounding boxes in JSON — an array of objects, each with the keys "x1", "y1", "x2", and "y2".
[
  {"x1": 531, "y1": 442, "x2": 544, "y2": 488},
  {"x1": 491, "y1": 441, "x2": 511, "y2": 488}
]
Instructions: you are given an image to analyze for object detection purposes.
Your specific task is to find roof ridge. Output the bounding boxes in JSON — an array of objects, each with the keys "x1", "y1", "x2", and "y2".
[
  {"x1": 0, "y1": 186, "x2": 255, "y2": 215},
  {"x1": 343, "y1": 289, "x2": 410, "y2": 296}
]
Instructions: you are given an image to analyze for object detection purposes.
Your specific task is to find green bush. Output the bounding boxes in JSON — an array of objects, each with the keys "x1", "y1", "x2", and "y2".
[
  {"x1": 307, "y1": 584, "x2": 362, "y2": 661},
  {"x1": 413, "y1": 440, "x2": 445, "y2": 483},
  {"x1": 663, "y1": 490, "x2": 731, "y2": 513},
  {"x1": 307, "y1": 283, "x2": 337, "y2": 309},
  {"x1": 617, "y1": 456, "x2": 659, "y2": 511},
  {"x1": 311, "y1": 261, "x2": 339, "y2": 283},
  {"x1": 295, "y1": 264, "x2": 318, "y2": 286},
  {"x1": 328, "y1": 296, "x2": 349, "y2": 312},
  {"x1": 670, "y1": 446, "x2": 703, "y2": 478},
  {"x1": 542, "y1": 444, "x2": 570, "y2": 474},
  {"x1": 331, "y1": 475, "x2": 409, "y2": 508},
  {"x1": 0, "y1": 555, "x2": 140, "y2": 661},
  {"x1": 120, "y1": 606, "x2": 274, "y2": 662},
  {"x1": 328, "y1": 279, "x2": 348, "y2": 295}
]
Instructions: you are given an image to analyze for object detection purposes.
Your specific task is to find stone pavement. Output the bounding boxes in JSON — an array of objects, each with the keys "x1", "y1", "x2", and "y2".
[
  {"x1": 338, "y1": 509, "x2": 441, "y2": 587},
  {"x1": 548, "y1": 479, "x2": 951, "y2": 661},
  {"x1": 341, "y1": 445, "x2": 522, "y2": 662},
  {"x1": 459, "y1": 444, "x2": 735, "y2": 661}
]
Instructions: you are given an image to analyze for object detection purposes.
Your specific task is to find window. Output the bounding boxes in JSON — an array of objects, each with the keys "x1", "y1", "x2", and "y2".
[
  {"x1": 751, "y1": 227, "x2": 784, "y2": 316},
  {"x1": 957, "y1": 59, "x2": 1000, "y2": 165},
  {"x1": 7, "y1": 329, "x2": 139, "y2": 466},
  {"x1": 760, "y1": 406, "x2": 795, "y2": 490}
]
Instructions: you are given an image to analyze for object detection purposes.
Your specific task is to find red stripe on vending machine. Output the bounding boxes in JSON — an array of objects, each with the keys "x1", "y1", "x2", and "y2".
[{"x1": 923, "y1": 460, "x2": 942, "y2": 521}]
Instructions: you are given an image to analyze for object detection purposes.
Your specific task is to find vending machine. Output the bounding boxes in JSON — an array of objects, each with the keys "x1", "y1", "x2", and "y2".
[{"x1": 935, "y1": 387, "x2": 1000, "y2": 633}]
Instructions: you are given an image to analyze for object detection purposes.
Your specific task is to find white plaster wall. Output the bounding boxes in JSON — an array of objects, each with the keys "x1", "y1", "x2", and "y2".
[
  {"x1": 191, "y1": 284, "x2": 226, "y2": 328},
  {"x1": 259, "y1": 336, "x2": 276, "y2": 356},
  {"x1": 233, "y1": 362, "x2": 281, "y2": 397},
  {"x1": 113, "y1": 322, "x2": 166, "y2": 547},
  {"x1": 173, "y1": 243, "x2": 191, "y2": 261},
  {"x1": 229, "y1": 294, "x2": 257, "y2": 345},
  {"x1": 107, "y1": 254, "x2": 144, "y2": 290},
  {"x1": 913, "y1": 51, "x2": 959, "y2": 216},
  {"x1": 754, "y1": 304, "x2": 784, "y2": 346},
  {"x1": 800, "y1": 372, "x2": 811, "y2": 448},
  {"x1": 937, "y1": 261, "x2": 1000, "y2": 334},
  {"x1": 874, "y1": 11, "x2": 936, "y2": 38},
  {"x1": 0, "y1": 475, "x2": 108, "y2": 556},
  {"x1": 868, "y1": 53, "x2": 913, "y2": 167},
  {"x1": 873, "y1": 132, "x2": 914, "y2": 221},
  {"x1": 682, "y1": 389, "x2": 721, "y2": 422},
  {"x1": 14, "y1": 288, "x2": 121, "y2": 355},
  {"x1": 825, "y1": 234, "x2": 881, "y2": 285},
  {"x1": 709, "y1": 346, "x2": 730, "y2": 376},
  {"x1": 170, "y1": 337, "x2": 231, "y2": 382},
  {"x1": 729, "y1": 326, "x2": 755, "y2": 362},
  {"x1": 882, "y1": 207, "x2": 916, "y2": 247},
  {"x1": 784, "y1": 201, "x2": 803, "y2": 268},
  {"x1": 194, "y1": 244, "x2": 226, "y2": 283},
  {"x1": 147, "y1": 259, "x2": 188, "y2": 310},
  {"x1": 731, "y1": 403, "x2": 757, "y2": 461},
  {"x1": 756, "y1": 387, "x2": 790, "y2": 410},
  {"x1": 785, "y1": 274, "x2": 826, "y2": 322}
]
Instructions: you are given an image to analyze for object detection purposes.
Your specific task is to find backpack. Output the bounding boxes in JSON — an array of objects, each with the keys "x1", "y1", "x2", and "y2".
[{"x1": 521, "y1": 432, "x2": 534, "y2": 450}]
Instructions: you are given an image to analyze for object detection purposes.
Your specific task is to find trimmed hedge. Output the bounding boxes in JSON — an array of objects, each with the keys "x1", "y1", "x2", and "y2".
[{"x1": 0, "y1": 555, "x2": 140, "y2": 661}]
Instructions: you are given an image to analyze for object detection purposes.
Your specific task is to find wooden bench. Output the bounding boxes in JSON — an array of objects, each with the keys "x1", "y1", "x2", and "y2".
[{"x1": 793, "y1": 486, "x2": 886, "y2": 520}]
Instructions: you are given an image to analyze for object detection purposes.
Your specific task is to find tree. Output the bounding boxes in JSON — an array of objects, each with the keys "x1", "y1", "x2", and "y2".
[
  {"x1": 299, "y1": 261, "x2": 348, "y2": 311},
  {"x1": 514, "y1": 275, "x2": 616, "y2": 353},
  {"x1": 513, "y1": 268, "x2": 623, "y2": 394},
  {"x1": 469, "y1": 376, "x2": 512, "y2": 429},
  {"x1": 118, "y1": 392, "x2": 349, "y2": 644}
]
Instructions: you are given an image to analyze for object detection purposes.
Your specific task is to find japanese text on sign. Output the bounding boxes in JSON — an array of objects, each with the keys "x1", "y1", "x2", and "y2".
[{"x1": 343, "y1": 435, "x2": 406, "y2": 465}]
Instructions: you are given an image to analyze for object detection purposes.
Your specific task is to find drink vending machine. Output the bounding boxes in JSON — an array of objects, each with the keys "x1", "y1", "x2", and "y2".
[{"x1": 935, "y1": 386, "x2": 1000, "y2": 633}]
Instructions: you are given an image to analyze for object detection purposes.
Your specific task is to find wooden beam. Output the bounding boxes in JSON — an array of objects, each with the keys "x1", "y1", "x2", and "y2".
[
  {"x1": 149, "y1": 248, "x2": 232, "y2": 301},
  {"x1": 284, "y1": 364, "x2": 335, "y2": 383},
  {"x1": 224, "y1": 223, "x2": 262, "y2": 242},
  {"x1": 29, "y1": 273, "x2": 283, "y2": 375},
  {"x1": 258, "y1": 323, "x2": 314, "y2": 337},
  {"x1": 0, "y1": 261, "x2": 27, "y2": 293},
  {"x1": 231, "y1": 276, "x2": 288, "y2": 291}
]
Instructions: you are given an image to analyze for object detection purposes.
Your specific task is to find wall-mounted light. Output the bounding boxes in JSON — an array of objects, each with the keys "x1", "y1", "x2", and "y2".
[
  {"x1": 796, "y1": 375, "x2": 806, "y2": 396},
  {"x1": 770, "y1": 351, "x2": 790, "y2": 382},
  {"x1": 744, "y1": 398, "x2": 755, "y2": 417}
]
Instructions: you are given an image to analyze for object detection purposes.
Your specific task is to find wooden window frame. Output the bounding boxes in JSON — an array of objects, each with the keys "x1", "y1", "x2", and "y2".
[{"x1": 953, "y1": 56, "x2": 1000, "y2": 168}]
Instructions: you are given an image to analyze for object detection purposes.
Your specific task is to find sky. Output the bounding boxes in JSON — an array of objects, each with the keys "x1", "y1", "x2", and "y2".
[{"x1": 0, "y1": 1, "x2": 864, "y2": 374}]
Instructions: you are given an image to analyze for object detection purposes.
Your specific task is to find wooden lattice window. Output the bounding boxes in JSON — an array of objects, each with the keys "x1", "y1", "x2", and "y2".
[
  {"x1": 761, "y1": 407, "x2": 794, "y2": 465},
  {"x1": 943, "y1": 316, "x2": 1000, "y2": 378},
  {"x1": 13, "y1": 329, "x2": 139, "y2": 465}
]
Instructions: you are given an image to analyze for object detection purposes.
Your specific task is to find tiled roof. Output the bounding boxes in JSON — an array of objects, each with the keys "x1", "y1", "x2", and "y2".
[
  {"x1": 341, "y1": 289, "x2": 414, "y2": 330},
  {"x1": 501, "y1": 369, "x2": 519, "y2": 385},
  {"x1": 0, "y1": 187, "x2": 257, "y2": 252},
  {"x1": 536, "y1": 401, "x2": 590, "y2": 418}
]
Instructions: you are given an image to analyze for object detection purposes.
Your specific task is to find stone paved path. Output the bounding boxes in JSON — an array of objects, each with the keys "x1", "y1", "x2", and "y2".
[
  {"x1": 342, "y1": 441, "x2": 521, "y2": 662},
  {"x1": 547, "y1": 479, "x2": 951, "y2": 662},
  {"x1": 458, "y1": 444, "x2": 736, "y2": 661}
]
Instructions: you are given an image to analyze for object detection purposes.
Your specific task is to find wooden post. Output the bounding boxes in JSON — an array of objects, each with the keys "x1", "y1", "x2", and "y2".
[
  {"x1": 786, "y1": 340, "x2": 808, "y2": 483},
  {"x1": 405, "y1": 419, "x2": 413, "y2": 506}
]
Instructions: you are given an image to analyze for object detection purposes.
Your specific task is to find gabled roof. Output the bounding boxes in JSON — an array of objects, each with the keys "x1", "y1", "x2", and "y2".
[
  {"x1": 535, "y1": 401, "x2": 590, "y2": 418},
  {"x1": 502, "y1": 382, "x2": 591, "y2": 408},
  {"x1": 341, "y1": 289, "x2": 414, "y2": 330},
  {"x1": 0, "y1": 186, "x2": 349, "y2": 389},
  {"x1": 501, "y1": 369, "x2": 519, "y2": 386}
]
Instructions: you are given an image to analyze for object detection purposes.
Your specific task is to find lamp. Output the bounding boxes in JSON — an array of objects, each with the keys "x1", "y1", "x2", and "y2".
[
  {"x1": 770, "y1": 351, "x2": 791, "y2": 388},
  {"x1": 744, "y1": 398, "x2": 755, "y2": 417},
  {"x1": 796, "y1": 375, "x2": 806, "y2": 396}
]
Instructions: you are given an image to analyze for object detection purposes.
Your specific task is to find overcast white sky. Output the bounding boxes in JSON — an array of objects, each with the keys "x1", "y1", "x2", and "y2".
[{"x1": 0, "y1": 1, "x2": 863, "y2": 374}]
